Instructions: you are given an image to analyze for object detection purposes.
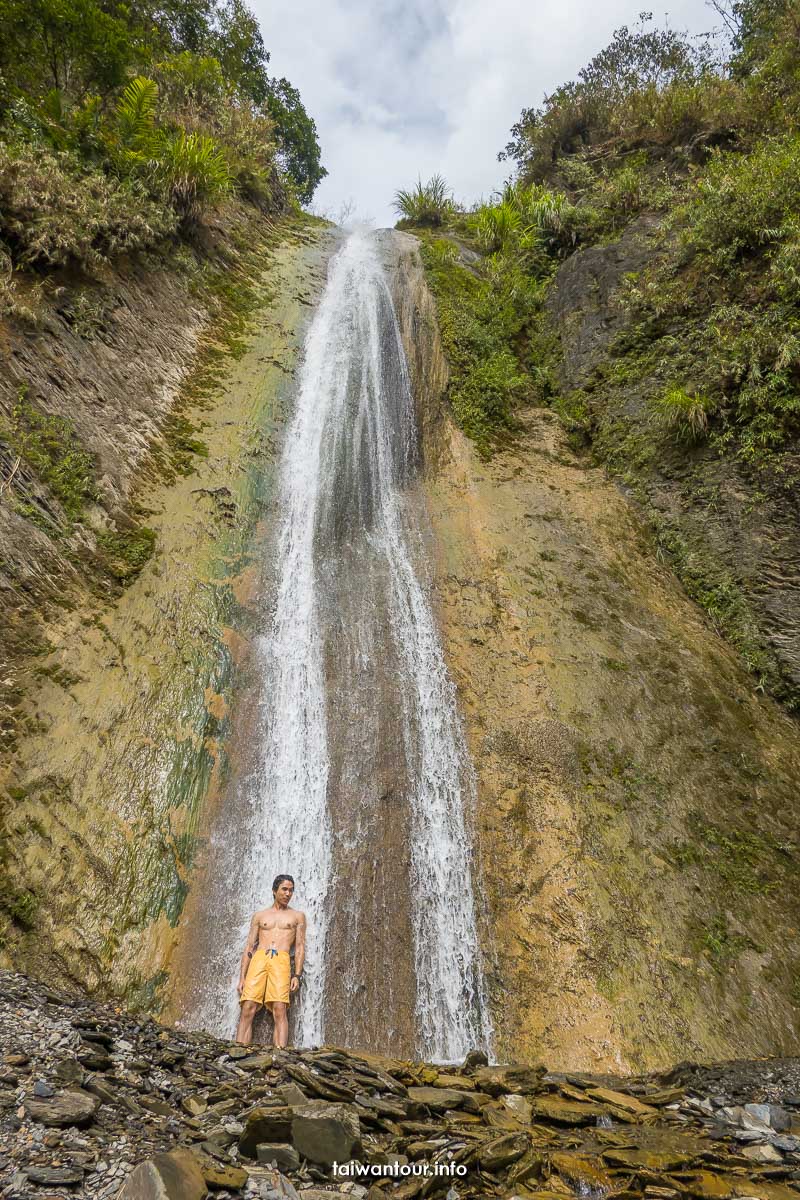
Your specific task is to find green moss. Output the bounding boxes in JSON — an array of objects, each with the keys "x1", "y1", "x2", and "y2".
[
  {"x1": 671, "y1": 814, "x2": 799, "y2": 895},
  {"x1": 124, "y1": 969, "x2": 169, "y2": 1013},
  {"x1": 96, "y1": 525, "x2": 156, "y2": 582},
  {"x1": 652, "y1": 517, "x2": 797, "y2": 709},
  {"x1": 692, "y1": 914, "x2": 756, "y2": 969},
  {"x1": 0, "y1": 883, "x2": 38, "y2": 930},
  {"x1": 418, "y1": 234, "x2": 534, "y2": 456},
  {"x1": 3, "y1": 392, "x2": 97, "y2": 525}
]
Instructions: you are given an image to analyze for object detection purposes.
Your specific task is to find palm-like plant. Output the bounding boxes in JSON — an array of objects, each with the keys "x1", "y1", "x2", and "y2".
[
  {"x1": 474, "y1": 200, "x2": 521, "y2": 251},
  {"x1": 154, "y1": 130, "x2": 232, "y2": 221},
  {"x1": 116, "y1": 77, "x2": 159, "y2": 155},
  {"x1": 393, "y1": 174, "x2": 451, "y2": 226}
]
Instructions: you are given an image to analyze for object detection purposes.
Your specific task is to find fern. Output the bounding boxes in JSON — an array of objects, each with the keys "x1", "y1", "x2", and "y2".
[{"x1": 116, "y1": 76, "x2": 159, "y2": 153}]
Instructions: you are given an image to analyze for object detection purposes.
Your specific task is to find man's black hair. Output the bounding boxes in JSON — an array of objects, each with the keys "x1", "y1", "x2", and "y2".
[{"x1": 272, "y1": 874, "x2": 295, "y2": 893}]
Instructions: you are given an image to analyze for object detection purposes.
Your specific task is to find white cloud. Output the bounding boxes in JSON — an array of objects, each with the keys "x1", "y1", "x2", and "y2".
[{"x1": 251, "y1": 0, "x2": 718, "y2": 226}]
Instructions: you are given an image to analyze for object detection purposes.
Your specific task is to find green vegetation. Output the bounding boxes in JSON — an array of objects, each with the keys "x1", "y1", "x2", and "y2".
[
  {"x1": 4, "y1": 393, "x2": 97, "y2": 523},
  {"x1": 671, "y1": 813, "x2": 799, "y2": 895},
  {"x1": 96, "y1": 527, "x2": 156, "y2": 582},
  {"x1": 0, "y1": 0, "x2": 325, "y2": 294},
  {"x1": 394, "y1": 175, "x2": 453, "y2": 227},
  {"x1": 399, "y1": 0, "x2": 800, "y2": 708}
]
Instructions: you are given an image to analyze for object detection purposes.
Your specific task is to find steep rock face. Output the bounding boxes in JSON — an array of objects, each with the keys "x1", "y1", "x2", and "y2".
[
  {"x1": 544, "y1": 221, "x2": 800, "y2": 711},
  {"x1": 394, "y1": 233, "x2": 800, "y2": 1071},
  {"x1": 0, "y1": 218, "x2": 335, "y2": 1000}
]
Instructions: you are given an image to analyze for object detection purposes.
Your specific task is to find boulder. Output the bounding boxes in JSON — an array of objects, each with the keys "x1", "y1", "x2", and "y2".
[
  {"x1": 118, "y1": 1149, "x2": 206, "y2": 1200},
  {"x1": 501, "y1": 1093, "x2": 532, "y2": 1124},
  {"x1": 602, "y1": 1148, "x2": 695, "y2": 1172},
  {"x1": 243, "y1": 1167, "x2": 301, "y2": 1197},
  {"x1": 24, "y1": 1087, "x2": 99, "y2": 1128},
  {"x1": 586, "y1": 1086, "x2": 659, "y2": 1121},
  {"x1": 462, "y1": 1049, "x2": 489, "y2": 1070},
  {"x1": 239, "y1": 1106, "x2": 295, "y2": 1157},
  {"x1": 257, "y1": 1143, "x2": 301, "y2": 1171},
  {"x1": 291, "y1": 1100, "x2": 361, "y2": 1166},
  {"x1": 194, "y1": 1155, "x2": 248, "y2": 1191},
  {"x1": 531, "y1": 1096, "x2": 607, "y2": 1125},
  {"x1": 741, "y1": 1145, "x2": 784, "y2": 1164},
  {"x1": 434, "y1": 1073, "x2": 475, "y2": 1090},
  {"x1": 279, "y1": 1082, "x2": 308, "y2": 1107},
  {"x1": 473, "y1": 1065, "x2": 546, "y2": 1096},
  {"x1": 476, "y1": 1132, "x2": 530, "y2": 1171},
  {"x1": 24, "y1": 1166, "x2": 84, "y2": 1186},
  {"x1": 407, "y1": 1086, "x2": 467, "y2": 1111}
]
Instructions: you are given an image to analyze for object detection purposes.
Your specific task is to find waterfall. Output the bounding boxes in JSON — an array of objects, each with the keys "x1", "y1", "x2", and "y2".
[{"x1": 186, "y1": 229, "x2": 491, "y2": 1059}]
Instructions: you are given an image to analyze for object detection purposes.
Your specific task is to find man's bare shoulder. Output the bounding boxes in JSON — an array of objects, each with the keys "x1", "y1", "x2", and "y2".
[{"x1": 291, "y1": 908, "x2": 306, "y2": 923}]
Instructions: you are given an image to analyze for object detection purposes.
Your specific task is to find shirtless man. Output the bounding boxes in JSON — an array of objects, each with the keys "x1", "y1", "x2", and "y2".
[{"x1": 235, "y1": 874, "x2": 306, "y2": 1047}]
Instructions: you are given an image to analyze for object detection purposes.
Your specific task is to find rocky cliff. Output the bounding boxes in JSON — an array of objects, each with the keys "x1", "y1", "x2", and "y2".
[
  {"x1": 0, "y1": 210, "x2": 335, "y2": 1002},
  {"x1": 393, "y1": 234, "x2": 800, "y2": 1072}
]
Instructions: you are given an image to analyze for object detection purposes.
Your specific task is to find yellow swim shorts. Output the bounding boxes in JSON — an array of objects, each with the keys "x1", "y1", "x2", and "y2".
[{"x1": 240, "y1": 948, "x2": 291, "y2": 1007}]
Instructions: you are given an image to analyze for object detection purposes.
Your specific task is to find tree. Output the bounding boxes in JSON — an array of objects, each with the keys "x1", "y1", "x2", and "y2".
[{"x1": 265, "y1": 77, "x2": 326, "y2": 204}]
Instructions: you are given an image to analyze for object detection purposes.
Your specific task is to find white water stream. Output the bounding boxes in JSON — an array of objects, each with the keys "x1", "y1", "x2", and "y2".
[{"x1": 190, "y1": 230, "x2": 491, "y2": 1059}]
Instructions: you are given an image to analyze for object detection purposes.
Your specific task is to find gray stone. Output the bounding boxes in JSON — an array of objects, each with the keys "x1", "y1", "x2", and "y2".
[
  {"x1": 25, "y1": 1165, "x2": 84, "y2": 1186},
  {"x1": 742, "y1": 1144, "x2": 784, "y2": 1164},
  {"x1": 463, "y1": 1049, "x2": 489, "y2": 1071},
  {"x1": 25, "y1": 1087, "x2": 99, "y2": 1128},
  {"x1": 256, "y1": 1143, "x2": 300, "y2": 1170},
  {"x1": 744, "y1": 1103, "x2": 773, "y2": 1128},
  {"x1": 278, "y1": 1082, "x2": 308, "y2": 1107},
  {"x1": 33, "y1": 1080, "x2": 55, "y2": 1097},
  {"x1": 407, "y1": 1086, "x2": 468, "y2": 1112},
  {"x1": 239, "y1": 1106, "x2": 295, "y2": 1157},
  {"x1": 477, "y1": 1132, "x2": 530, "y2": 1170},
  {"x1": 118, "y1": 1148, "x2": 207, "y2": 1199},
  {"x1": 769, "y1": 1105, "x2": 793, "y2": 1132},
  {"x1": 473, "y1": 1065, "x2": 546, "y2": 1096},
  {"x1": 291, "y1": 1100, "x2": 361, "y2": 1167},
  {"x1": 240, "y1": 1167, "x2": 300, "y2": 1198}
]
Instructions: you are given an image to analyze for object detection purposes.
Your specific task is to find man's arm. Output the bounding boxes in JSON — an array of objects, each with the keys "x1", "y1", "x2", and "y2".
[
  {"x1": 237, "y1": 913, "x2": 259, "y2": 994},
  {"x1": 291, "y1": 912, "x2": 306, "y2": 993}
]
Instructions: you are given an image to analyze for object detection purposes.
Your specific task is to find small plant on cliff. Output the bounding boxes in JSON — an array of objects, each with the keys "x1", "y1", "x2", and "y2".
[
  {"x1": 153, "y1": 130, "x2": 232, "y2": 222},
  {"x1": 394, "y1": 175, "x2": 452, "y2": 227},
  {"x1": 651, "y1": 386, "x2": 716, "y2": 442}
]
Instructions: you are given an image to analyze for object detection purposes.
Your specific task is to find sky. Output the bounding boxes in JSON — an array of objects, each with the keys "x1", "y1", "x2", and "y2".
[{"x1": 251, "y1": 0, "x2": 719, "y2": 227}]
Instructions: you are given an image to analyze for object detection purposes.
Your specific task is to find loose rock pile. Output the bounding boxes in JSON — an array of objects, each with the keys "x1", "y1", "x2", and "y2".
[{"x1": 3, "y1": 972, "x2": 800, "y2": 1200}]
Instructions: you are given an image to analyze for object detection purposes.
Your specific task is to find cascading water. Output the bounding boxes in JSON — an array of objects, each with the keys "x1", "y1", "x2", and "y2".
[{"x1": 185, "y1": 229, "x2": 491, "y2": 1059}]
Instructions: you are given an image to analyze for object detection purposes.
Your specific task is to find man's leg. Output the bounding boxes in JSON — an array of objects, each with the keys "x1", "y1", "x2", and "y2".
[
  {"x1": 272, "y1": 1002, "x2": 289, "y2": 1048},
  {"x1": 236, "y1": 1001, "x2": 260, "y2": 1045}
]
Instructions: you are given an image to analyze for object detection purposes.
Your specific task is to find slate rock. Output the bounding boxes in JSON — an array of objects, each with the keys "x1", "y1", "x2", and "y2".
[
  {"x1": 291, "y1": 1100, "x2": 361, "y2": 1166},
  {"x1": 462, "y1": 1049, "x2": 489, "y2": 1070},
  {"x1": 239, "y1": 1106, "x2": 295, "y2": 1156},
  {"x1": 119, "y1": 1148, "x2": 206, "y2": 1199},
  {"x1": 257, "y1": 1142, "x2": 301, "y2": 1170},
  {"x1": 33, "y1": 1080, "x2": 55, "y2": 1097},
  {"x1": 407, "y1": 1086, "x2": 468, "y2": 1111},
  {"x1": 473, "y1": 1065, "x2": 546, "y2": 1096},
  {"x1": 193, "y1": 1152, "x2": 248, "y2": 1191},
  {"x1": 477, "y1": 1131, "x2": 530, "y2": 1170},
  {"x1": 25, "y1": 1087, "x2": 99, "y2": 1128},
  {"x1": 25, "y1": 1165, "x2": 84, "y2": 1186}
]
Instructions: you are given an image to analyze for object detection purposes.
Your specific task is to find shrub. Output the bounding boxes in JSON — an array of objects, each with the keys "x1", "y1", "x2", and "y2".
[
  {"x1": 678, "y1": 135, "x2": 800, "y2": 266},
  {"x1": 4, "y1": 393, "x2": 97, "y2": 521},
  {"x1": 152, "y1": 129, "x2": 232, "y2": 221},
  {"x1": 451, "y1": 350, "x2": 527, "y2": 443},
  {"x1": 474, "y1": 199, "x2": 520, "y2": 251},
  {"x1": 394, "y1": 174, "x2": 452, "y2": 226},
  {"x1": 0, "y1": 142, "x2": 176, "y2": 267},
  {"x1": 651, "y1": 386, "x2": 716, "y2": 442}
]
